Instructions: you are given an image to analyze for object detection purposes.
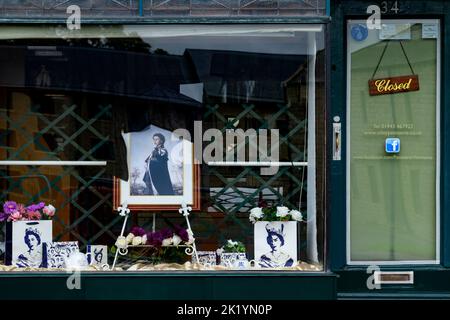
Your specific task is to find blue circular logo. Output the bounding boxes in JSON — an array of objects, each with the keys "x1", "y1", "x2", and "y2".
[{"x1": 351, "y1": 24, "x2": 368, "y2": 42}]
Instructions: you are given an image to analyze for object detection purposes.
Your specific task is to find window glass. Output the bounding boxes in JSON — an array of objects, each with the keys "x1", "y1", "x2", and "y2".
[{"x1": 347, "y1": 20, "x2": 440, "y2": 263}]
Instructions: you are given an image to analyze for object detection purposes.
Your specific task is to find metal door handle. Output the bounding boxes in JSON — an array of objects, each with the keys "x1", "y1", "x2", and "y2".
[{"x1": 333, "y1": 122, "x2": 341, "y2": 161}]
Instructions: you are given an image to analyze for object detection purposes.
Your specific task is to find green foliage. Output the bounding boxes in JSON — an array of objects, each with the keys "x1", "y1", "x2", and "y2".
[{"x1": 222, "y1": 240, "x2": 246, "y2": 253}]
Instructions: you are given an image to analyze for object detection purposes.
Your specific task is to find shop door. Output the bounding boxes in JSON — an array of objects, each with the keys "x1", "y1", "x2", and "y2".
[{"x1": 346, "y1": 19, "x2": 440, "y2": 264}]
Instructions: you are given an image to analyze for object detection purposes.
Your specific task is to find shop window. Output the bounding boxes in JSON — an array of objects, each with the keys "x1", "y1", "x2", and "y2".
[{"x1": 0, "y1": 24, "x2": 326, "y2": 272}]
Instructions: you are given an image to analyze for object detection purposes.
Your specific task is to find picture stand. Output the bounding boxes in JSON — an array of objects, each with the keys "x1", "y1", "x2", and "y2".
[{"x1": 111, "y1": 203, "x2": 199, "y2": 270}]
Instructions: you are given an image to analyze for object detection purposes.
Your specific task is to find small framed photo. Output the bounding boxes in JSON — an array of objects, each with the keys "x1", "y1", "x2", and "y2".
[
  {"x1": 219, "y1": 252, "x2": 247, "y2": 267},
  {"x1": 86, "y1": 245, "x2": 108, "y2": 266},
  {"x1": 42, "y1": 241, "x2": 79, "y2": 268},
  {"x1": 192, "y1": 251, "x2": 217, "y2": 266},
  {"x1": 114, "y1": 125, "x2": 200, "y2": 211}
]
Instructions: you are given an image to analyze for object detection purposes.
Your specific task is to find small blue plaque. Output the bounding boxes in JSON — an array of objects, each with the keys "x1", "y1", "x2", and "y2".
[
  {"x1": 385, "y1": 138, "x2": 401, "y2": 154},
  {"x1": 351, "y1": 24, "x2": 369, "y2": 42}
]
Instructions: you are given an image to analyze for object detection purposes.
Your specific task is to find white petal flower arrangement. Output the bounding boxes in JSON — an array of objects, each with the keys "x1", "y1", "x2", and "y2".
[
  {"x1": 113, "y1": 225, "x2": 197, "y2": 265},
  {"x1": 115, "y1": 236, "x2": 128, "y2": 249},
  {"x1": 248, "y1": 205, "x2": 304, "y2": 224},
  {"x1": 117, "y1": 225, "x2": 194, "y2": 249}
]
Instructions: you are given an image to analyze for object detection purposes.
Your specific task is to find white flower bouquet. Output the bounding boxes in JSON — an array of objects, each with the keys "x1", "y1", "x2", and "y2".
[{"x1": 249, "y1": 205, "x2": 303, "y2": 224}]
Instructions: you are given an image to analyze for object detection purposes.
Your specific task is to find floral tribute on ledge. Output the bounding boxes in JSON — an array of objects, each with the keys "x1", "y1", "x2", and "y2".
[
  {"x1": 0, "y1": 201, "x2": 56, "y2": 222},
  {"x1": 115, "y1": 225, "x2": 195, "y2": 248},
  {"x1": 114, "y1": 225, "x2": 196, "y2": 265}
]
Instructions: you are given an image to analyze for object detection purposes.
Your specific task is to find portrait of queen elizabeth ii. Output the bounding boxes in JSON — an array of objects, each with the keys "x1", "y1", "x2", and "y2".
[
  {"x1": 7, "y1": 220, "x2": 52, "y2": 267},
  {"x1": 115, "y1": 124, "x2": 200, "y2": 211},
  {"x1": 129, "y1": 126, "x2": 184, "y2": 197},
  {"x1": 16, "y1": 227, "x2": 44, "y2": 268},
  {"x1": 254, "y1": 222, "x2": 298, "y2": 269}
]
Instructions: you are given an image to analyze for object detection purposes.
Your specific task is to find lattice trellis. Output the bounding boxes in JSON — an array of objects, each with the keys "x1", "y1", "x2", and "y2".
[
  {"x1": 0, "y1": 101, "x2": 122, "y2": 250},
  {"x1": 205, "y1": 103, "x2": 306, "y2": 207},
  {"x1": 198, "y1": 102, "x2": 309, "y2": 250}
]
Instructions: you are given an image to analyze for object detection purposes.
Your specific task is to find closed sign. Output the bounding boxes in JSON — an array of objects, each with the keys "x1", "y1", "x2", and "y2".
[{"x1": 369, "y1": 75, "x2": 419, "y2": 96}]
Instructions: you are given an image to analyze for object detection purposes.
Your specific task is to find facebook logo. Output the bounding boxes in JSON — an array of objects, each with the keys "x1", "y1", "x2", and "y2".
[{"x1": 385, "y1": 138, "x2": 400, "y2": 154}]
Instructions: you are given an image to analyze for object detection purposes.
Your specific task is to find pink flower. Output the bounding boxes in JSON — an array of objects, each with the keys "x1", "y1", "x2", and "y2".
[
  {"x1": 43, "y1": 205, "x2": 56, "y2": 218},
  {"x1": 27, "y1": 210, "x2": 41, "y2": 220},
  {"x1": 8, "y1": 211, "x2": 22, "y2": 222},
  {"x1": 17, "y1": 204, "x2": 27, "y2": 215}
]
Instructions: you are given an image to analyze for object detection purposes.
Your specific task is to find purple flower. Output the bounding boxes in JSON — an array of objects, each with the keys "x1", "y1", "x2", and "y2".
[
  {"x1": 3, "y1": 201, "x2": 17, "y2": 214},
  {"x1": 145, "y1": 231, "x2": 152, "y2": 243},
  {"x1": 174, "y1": 225, "x2": 189, "y2": 242},
  {"x1": 0, "y1": 212, "x2": 9, "y2": 222},
  {"x1": 146, "y1": 231, "x2": 163, "y2": 247},
  {"x1": 26, "y1": 202, "x2": 45, "y2": 212},
  {"x1": 160, "y1": 228, "x2": 173, "y2": 240},
  {"x1": 130, "y1": 226, "x2": 146, "y2": 237}
]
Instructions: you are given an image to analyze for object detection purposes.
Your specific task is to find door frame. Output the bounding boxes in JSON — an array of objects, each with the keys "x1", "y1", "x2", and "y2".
[{"x1": 329, "y1": 0, "x2": 450, "y2": 274}]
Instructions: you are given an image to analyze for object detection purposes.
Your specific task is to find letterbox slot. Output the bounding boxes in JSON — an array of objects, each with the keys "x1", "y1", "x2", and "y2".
[{"x1": 374, "y1": 271, "x2": 414, "y2": 285}]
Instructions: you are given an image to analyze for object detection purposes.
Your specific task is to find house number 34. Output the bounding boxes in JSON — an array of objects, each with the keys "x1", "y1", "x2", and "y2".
[
  {"x1": 380, "y1": 1, "x2": 400, "y2": 14},
  {"x1": 367, "y1": 2, "x2": 400, "y2": 29}
]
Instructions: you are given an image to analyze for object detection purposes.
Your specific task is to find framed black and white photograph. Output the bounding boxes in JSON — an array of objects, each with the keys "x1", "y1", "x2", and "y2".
[
  {"x1": 5, "y1": 220, "x2": 52, "y2": 268},
  {"x1": 114, "y1": 125, "x2": 200, "y2": 211},
  {"x1": 254, "y1": 221, "x2": 298, "y2": 268}
]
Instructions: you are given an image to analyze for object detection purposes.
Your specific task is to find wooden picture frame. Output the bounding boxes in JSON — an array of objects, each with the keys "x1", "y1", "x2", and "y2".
[
  {"x1": 113, "y1": 126, "x2": 201, "y2": 211},
  {"x1": 113, "y1": 164, "x2": 201, "y2": 211}
]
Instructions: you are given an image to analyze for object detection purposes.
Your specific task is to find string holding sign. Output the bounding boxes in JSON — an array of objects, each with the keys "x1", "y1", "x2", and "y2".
[{"x1": 368, "y1": 41, "x2": 419, "y2": 96}]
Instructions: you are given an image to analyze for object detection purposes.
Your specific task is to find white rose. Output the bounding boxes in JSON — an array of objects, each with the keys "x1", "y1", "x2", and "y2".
[
  {"x1": 250, "y1": 207, "x2": 264, "y2": 218},
  {"x1": 290, "y1": 210, "x2": 303, "y2": 222},
  {"x1": 172, "y1": 235, "x2": 182, "y2": 246},
  {"x1": 142, "y1": 234, "x2": 148, "y2": 245},
  {"x1": 126, "y1": 233, "x2": 135, "y2": 244},
  {"x1": 276, "y1": 206, "x2": 290, "y2": 218},
  {"x1": 132, "y1": 236, "x2": 143, "y2": 246},
  {"x1": 162, "y1": 237, "x2": 173, "y2": 247},
  {"x1": 227, "y1": 239, "x2": 238, "y2": 247},
  {"x1": 115, "y1": 236, "x2": 127, "y2": 248},
  {"x1": 249, "y1": 207, "x2": 264, "y2": 223}
]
